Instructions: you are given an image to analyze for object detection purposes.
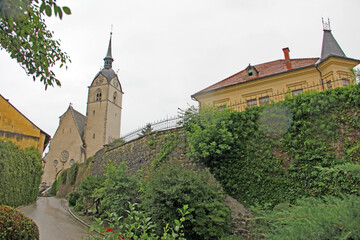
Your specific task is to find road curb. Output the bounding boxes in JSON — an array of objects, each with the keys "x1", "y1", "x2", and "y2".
[{"x1": 67, "y1": 204, "x2": 104, "y2": 237}]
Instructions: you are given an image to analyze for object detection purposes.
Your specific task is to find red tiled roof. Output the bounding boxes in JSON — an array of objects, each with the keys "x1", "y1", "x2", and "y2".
[{"x1": 193, "y1": 58, "x2": 319, "y2": 96}]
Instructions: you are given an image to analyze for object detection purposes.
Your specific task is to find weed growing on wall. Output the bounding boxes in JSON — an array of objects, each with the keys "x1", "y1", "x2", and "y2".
[{"x1": 151, "y1": 133, "x2": 179, "y2": 169}]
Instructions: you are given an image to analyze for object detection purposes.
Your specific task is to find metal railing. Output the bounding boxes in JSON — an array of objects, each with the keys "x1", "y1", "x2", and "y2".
[
  {"x1": 220, "y1": 78, "x2": 354, "y2": 112},
  {"x1": 121, "y1": 115, "x2": 182, "y2": 142},
  {"x1": 121, "y1": 78, "x2": 355, "y2": 142}
]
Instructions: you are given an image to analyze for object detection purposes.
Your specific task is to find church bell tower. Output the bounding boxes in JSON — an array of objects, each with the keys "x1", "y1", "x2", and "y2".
[{"x1": 84, "y1": 33, "x2": 123, "y2": 158}]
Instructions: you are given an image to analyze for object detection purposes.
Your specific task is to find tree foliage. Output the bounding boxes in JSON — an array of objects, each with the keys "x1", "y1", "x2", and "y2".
[{"x1": 0, "y1": 0, "x2": 71, "y2": 89}]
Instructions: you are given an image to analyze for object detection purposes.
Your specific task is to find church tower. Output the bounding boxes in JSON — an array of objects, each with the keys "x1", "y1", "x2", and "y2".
[{"x1": 84, "y1": 33, "x2": 123, "y2": 158}]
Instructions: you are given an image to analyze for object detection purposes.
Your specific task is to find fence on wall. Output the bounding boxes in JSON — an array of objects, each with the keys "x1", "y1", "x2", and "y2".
[
  {"x1": 222, "y1": 78, "x2": 353, "y2": 112},
  {"x1": 121, "y1": 78, "x2": 354, "y2": 142},
  {"x1": 121, "y1": 115, "x2": 182, "y2": 142}
]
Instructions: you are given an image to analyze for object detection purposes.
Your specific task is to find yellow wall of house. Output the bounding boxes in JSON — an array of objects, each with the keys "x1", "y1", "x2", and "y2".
[
  {"x1": 0, "y1": 96, "x2": 47, "y2": 154},
  {"x1": 195, "y1": 57, "x2": 358, "y2": 111}
]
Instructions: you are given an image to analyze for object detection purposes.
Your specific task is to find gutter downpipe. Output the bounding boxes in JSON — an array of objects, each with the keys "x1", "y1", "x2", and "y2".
[{"x1": 315, "y1": 63, "x2": 325, "y2": 91}]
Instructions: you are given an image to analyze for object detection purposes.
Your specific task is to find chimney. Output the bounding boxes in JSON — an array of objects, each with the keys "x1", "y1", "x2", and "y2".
[{"x1": 282, "y1": 47, "x2": 292, "y2": 70}]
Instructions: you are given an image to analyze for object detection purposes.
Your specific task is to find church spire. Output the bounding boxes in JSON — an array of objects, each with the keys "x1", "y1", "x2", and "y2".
[
  {"x1": 104, "y1": 32, "x2": 114, "y2": 69},
  {"x1": 320, "y1": 18, "x2": 346, "y2": 62}
]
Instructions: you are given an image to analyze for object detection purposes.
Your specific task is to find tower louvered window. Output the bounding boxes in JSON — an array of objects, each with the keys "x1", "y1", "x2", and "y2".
[{"x1": 95, "y1": 89, "x2": 102, "y2": 101}]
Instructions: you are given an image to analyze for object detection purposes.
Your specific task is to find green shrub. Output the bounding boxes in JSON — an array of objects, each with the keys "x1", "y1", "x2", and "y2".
[
  {"x1": 252, "y1": 195, "x2": 360, "y2": 239},
  {"x1": 0, "y1": 205, "x2": 39, "y2": 240},
  {"x1": 99, "y1": 163, "x2": 139, "y2": 218},
  {"x1": 49, "y1": 179, "x2": 58, "y2": 195},
  {"x1": 0, "y1": 140, "x2": 42, "y2": 207},
  {"x1": 185, "y1": 85, "x2": 360, "y2": 208},
  {"x1": 49, "y1": 174, "x2": 62, "y2": 196},
  {"x1": 67, "y1": 190, "x2": 80, "y2": 206},
  {"x1": 73, "y1": 175, "x2": 105, "y2": 213},
  {"x1": 89, "y1": 203, "x2": 189, "y2": 240},
  {"x1": 141, "y1": 162, "x2": 231, "y2": 240},
  {"x1": 67, "y1": 163, "x2": 79, "y2": 185},
  {"x1": 61, "y1": 169, "x2": 68, "y2": 184}
]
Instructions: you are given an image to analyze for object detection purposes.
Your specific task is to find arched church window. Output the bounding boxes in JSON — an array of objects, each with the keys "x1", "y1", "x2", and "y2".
[
  {"x1": 95, "y1": 89, "x2": 102, "y2": 101},
  {"x1": 113, "y1": 92, "x2": 117, "y2": 103}
]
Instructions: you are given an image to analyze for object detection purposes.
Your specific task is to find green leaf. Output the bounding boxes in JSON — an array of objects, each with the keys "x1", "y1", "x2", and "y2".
[
  {"x1": 45, "y1": 5, "x2": 52, "y2": 16},
  {"x1": 39, "y1": 2, "x2": 46, "y2": 13},
  {"x1": 62, "y1": 6, "x2": 71, "y2": 15}
]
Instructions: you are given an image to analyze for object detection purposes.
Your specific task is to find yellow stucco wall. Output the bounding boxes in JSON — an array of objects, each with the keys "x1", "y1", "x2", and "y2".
[
  {"x1": 194, "y1": 57, "x2": 358, "y2": 111},
  {"x1": 0, "y1": 95, "x2": 48, "y2": 155}
]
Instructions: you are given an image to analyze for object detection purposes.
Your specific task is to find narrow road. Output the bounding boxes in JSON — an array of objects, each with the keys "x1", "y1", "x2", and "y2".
[{"x1": 19, "y1": 197, "x2": 92, "y2": 240}]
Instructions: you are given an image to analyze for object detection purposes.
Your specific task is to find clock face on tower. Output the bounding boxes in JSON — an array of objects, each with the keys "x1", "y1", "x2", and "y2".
[{"x1": 60, "y1": 150, "x2": 69, "y2": 163}]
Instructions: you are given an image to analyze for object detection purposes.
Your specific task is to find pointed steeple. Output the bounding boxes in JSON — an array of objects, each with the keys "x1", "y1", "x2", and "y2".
[
  {"x1": 104, "y1": 32, "x2": 114, "y2": 69},
  {"x1": 320, "y1": 18, "x2": 346, "y2": 62}
]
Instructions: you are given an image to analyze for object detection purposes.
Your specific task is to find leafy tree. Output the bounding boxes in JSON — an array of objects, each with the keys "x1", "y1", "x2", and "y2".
[{"x1": 0, "y1": 0, "x2": 71, "y2": 89}]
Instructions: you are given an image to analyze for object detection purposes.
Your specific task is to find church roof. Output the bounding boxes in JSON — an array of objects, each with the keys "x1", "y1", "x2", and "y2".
[
  {"x1": 60, "y1": 105, "x2": 86, "y2": 139},
  {"x1": 92, "y1": 33, "x2": 118, "y2": 83},
  {"x1": 93, "y1": 68, "x2": 117, "y2": 83},
  {"x1": 192, "y1": 58, "x2": 319, "y2": 96},
  {"x1": 70, "y1": 107, "x2": 86, "y2": 139}
]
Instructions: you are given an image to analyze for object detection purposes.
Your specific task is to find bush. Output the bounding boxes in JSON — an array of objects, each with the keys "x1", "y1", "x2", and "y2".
[
  {"x1": 252, "y1": 195, "x2": 360, "y2": 239},
  {"x1": 72, "y1": 175, "x2": 105, "y2": 213},
  {"x1": 185, "y1": 86, "x2": 360, "y2": 208},
  {"x1": 49, "y1": 174, "x2": 62, "y2": 196},
  {"x1": 99, "y1": 163, "x2": 139, "y2": 218},
  {"x1": 61, "y1": 169, "x2": 68, "y2": 184},
  {"x1": 141, "y1": 162, "x2": 231, "y2": 240},
  {"x1": 0, "y1": 205, "x2": 39, "y2": 240},
  {"x1": 67, "y1": 190, "x2": 80, "y2": 206},
  {"x1": 49, "y1": 179, "x2": 58, "y2": 195},
  {"x1": 0, "y1": 140, "x2": 42, "y2": 207},
  {"x1": 67, "y1": 163, "x2": 79, "y2": 186},
  {"x1": 89, "y1": 203, "x2": 189, "y2": 240}
]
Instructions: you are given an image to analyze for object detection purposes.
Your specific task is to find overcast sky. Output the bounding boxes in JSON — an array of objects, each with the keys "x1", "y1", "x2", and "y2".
[{"x1": 1, "y1": 0, "x2": 359, "y2": 142}]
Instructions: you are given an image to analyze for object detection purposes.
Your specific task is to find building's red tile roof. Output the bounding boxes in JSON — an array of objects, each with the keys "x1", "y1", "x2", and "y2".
[{"x1": 193, "y1": 58, "x2": 319, "y2": 96}]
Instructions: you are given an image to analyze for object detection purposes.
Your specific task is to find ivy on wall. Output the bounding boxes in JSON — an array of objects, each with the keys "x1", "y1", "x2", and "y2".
[
  {"x1": 0, "y1": 140, "x2": 42, "y2": 207},
  {"x1": 185, "y1": 85, "x2": 360, "y2": 208}
]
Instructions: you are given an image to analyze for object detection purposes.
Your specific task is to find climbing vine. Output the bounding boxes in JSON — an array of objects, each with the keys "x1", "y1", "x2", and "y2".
[{"x1": 185, "y1": 85, "x2": 360, "y2": 208}]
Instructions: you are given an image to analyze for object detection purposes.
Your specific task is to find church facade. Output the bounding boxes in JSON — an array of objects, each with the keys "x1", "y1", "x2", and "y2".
[{"x1": 42, "y1": 35, "x2": 123, "y2": 187}]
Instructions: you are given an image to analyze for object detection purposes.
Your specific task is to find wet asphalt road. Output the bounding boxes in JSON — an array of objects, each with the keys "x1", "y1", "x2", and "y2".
[{"x1": 19, "y1": 197, "x2": 91, "y2": 240}]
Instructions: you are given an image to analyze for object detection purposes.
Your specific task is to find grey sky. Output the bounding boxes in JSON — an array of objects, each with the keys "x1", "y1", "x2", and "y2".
[{"x1": 1, "y1": 0, "x2": 359, "y2": 144}]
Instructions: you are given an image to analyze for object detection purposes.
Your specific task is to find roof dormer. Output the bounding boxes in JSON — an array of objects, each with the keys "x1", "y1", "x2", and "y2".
[{"x1": 245, "y1": 64, "x2": 259, "y2": 79}]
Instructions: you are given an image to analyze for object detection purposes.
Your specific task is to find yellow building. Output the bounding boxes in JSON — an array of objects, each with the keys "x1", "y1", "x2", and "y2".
[
  {"x1": 192, "y1": 22, "x2": 360, "y2": 111},
  {"x1": 0, "y1": 94, "x2": 50, "y2": 155}
]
